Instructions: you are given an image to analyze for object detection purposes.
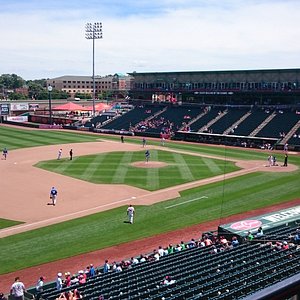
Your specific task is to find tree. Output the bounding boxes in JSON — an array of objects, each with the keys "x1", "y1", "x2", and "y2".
[
  {"x1": 8, "y1": 92, "x2": 27, "y2": 100},
  {"x1": 27, "y1": 81, "x2": 44, "y2": 100},
  {"x1": 0, "y1": 74, "x2": 25, "y2": 89}
]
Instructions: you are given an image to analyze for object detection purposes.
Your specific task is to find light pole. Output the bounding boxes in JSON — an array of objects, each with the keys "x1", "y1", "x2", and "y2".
[
  {"x1": 48, "y1": 85, "x2": 53, "y2": 125},
  {"x1": 85, "y1": 22, "x2": 103, "y2": 116}
]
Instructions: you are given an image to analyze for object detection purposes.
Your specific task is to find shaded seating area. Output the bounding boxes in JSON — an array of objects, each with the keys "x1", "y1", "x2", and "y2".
[
  {"x1": 256, "y1": 111, "x2": 300, "y2": 138},
  {"x1": 209, "y1": 109, "x2": 249, "y2": 134},
  {"x1": 230, "y1": 110, "x2": 270, "y2": 136},
  {"x1": 101, "y1": 105, "x2": 162, "y2": 131},
  {"x1": 143, "y1": 106, "x2": 203, "y2": 134}
]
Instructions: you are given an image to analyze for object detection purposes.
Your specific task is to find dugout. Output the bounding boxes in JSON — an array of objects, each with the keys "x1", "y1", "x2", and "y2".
[{"x1": 218, "y1": 205, "x2": 300, "y2": 242}]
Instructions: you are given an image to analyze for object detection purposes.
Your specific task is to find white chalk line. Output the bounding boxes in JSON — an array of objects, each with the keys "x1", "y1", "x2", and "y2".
[
  {"x1": 165, "y1": 196, "x2": 208, "y2": 209},
  {"x1": 0, "y1": 196, "x2": 136, "y2": 236}
]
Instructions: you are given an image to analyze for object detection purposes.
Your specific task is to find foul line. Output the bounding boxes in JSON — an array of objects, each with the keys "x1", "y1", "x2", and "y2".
[
  {"x1": 0, "y1": 196, "x2": 136, "y2": 237},
  {"x1": 165, "y1": 196, "x2": 208, "y2": 209}
]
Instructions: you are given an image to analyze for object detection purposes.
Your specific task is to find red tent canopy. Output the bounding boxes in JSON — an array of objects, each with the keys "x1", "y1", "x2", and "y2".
[
  {"x1": 86, "y1": 103, "x2": 111, "y2": 111},
  {"x1": 52, "y1": 102, "x2": 89, "y2": 111}
]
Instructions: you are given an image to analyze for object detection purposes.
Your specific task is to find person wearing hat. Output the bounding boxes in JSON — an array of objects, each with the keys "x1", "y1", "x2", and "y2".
[
  {"x1": 56, "y1": 273, "x2": 63, "y2": 291},
  {"x1": 78, "y1": 270, "x2": 86, "y2": 285},
  {"x1": 64, "y1": 272, "x2": 71, "y2": 287},
  {"x1": 49, "y1": 187, "x2": 58, "y2": 206}
]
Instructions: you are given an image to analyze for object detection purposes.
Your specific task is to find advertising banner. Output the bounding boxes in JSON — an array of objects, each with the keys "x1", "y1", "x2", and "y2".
[
  {"x1": 10, "y1": 103, "x2": 29, "y2": 111},
  {"x1": 0, "y1": 104, "x2": 10, "y2": 115}
]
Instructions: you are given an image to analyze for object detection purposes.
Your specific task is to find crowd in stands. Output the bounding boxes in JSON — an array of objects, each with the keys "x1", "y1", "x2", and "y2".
[
  {"x1": 134, "y1": 116, "x2": 173, "y2": 135},
  {"x1": 3, "y1": 226, "x2": 300, "y2": 300}
]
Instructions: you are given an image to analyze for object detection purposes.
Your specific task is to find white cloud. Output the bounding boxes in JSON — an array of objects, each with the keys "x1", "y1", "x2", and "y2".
[{"x1": 0, "y1": 0, "x2": 300, "y2": 79}]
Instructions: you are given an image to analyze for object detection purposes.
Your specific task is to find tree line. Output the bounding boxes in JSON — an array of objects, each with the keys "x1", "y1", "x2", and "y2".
[{"x1": 0, "y1": 74, "x2": 69, "y2": 100}]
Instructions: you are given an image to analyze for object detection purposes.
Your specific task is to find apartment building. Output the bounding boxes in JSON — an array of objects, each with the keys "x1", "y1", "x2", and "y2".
[{"x1": 46, "y1": 73, "x2": 133, "y2": 98}]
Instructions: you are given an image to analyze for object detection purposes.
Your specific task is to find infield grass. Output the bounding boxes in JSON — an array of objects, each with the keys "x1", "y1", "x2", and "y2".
[
  {"x1": 0, "y1": 219, "x2": 23, "y2": 230},
  {"x1": 35, "y1": 150, "x2": 239, "y2": 191}
]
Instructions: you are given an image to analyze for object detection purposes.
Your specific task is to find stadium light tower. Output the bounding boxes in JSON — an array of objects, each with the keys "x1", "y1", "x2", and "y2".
[{"x1": 85, "y1": 22, "x2": 103, "y2": 116}]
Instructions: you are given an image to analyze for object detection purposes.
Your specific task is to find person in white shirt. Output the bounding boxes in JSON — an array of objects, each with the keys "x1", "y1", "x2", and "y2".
[
  {"x1": 127, "y1": 204, "x2": 135, "y2": 224},
  {"x1": 10, "y1": 277, "x2": 25, "y2": 300},
  {"x1": 35, "y1": 276, "x2": 44, "y2": 292},
  {"x1": 56, "y1": 273, "x2": 63, "y2": 291}
]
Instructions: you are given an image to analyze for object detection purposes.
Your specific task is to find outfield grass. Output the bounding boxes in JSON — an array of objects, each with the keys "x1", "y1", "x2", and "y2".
[
  {"x1": 35, "y1": 150, "x2": 239, "y2": 191},
  {"x1": 0, "y1": 126, "x2": 100, "y2": 150},
  {"x1": 0, "y1": 126, "x2": 300, "y2": 274}
]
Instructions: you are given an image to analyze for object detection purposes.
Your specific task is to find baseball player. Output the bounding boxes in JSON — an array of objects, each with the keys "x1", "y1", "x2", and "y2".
[
  {"x1": 2, "y1": 147, "x2": 8, "y2": 160},
  {"x1": 49, "y1": 187, "x2": 58, "y2": 206},
  {"x1": 57, "y1": 149, "x2": 62, "y2": 160},
  {"x1": 145, "y1": 150, "x2": 150, "y2": 163},
  {"x1": 127, "y1": 204, "x2": 135, "y2": 224}
]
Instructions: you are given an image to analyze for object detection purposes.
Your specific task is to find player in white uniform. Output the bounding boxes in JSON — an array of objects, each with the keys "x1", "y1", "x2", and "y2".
[
  {"x1": 57, "y1": 149, "x2": 62, "y2": 160},
  {"x1": 127, "y1": 204, "x2": 135, "y2": 224}
]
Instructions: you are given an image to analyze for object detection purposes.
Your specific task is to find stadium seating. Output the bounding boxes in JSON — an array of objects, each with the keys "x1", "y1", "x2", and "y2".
[
  {"x1": 208, "y1": 109, "x2": 249, "y2": 134},
  {"x1": 101, "y1": 105, "x2": 162, "y2": 131},
  {"x1": 229, "y1": 110, "x2": 270, "y2": 136},
  {"x1": 255, "y1": 111, "x2": 300, "y2": 138},
  {"x1": 86, "y1": 103, "x2": 300, "y2": 149},
  {"x1": 37, "y1": 224, "x2": 300, "y2": 300}
]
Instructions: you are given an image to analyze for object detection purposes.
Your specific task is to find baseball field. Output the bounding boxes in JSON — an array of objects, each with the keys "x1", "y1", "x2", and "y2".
[{"x1": 0, "y1": 125, "x2": 300, "y2": 291}]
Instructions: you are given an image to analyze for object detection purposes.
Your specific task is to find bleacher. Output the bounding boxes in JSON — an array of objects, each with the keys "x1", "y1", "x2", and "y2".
[
  {"x1": 35, "y1": 225, "x2": 300, "y2": 300},
  {"x1": 189, "y1": 109, "x2": 219, "y2": 132},
  {"x1": 255, "y1": 111, "x2": 300, "y2": 138},
  {"x1": 84, "y1": 115, "x2": 114, "y2": 128},
  {"x1": 209, "y1": 109, "x2": 249, "y2": 134},
  {"x1": 101, "y1": 105, "x2": 162, "y2": 131},
  {"x1": 144, "y1": 106, "x2": 203, "y2": 134},
  {"x1": 229, "y1": 110, "x2": 269, "y2": 136}
]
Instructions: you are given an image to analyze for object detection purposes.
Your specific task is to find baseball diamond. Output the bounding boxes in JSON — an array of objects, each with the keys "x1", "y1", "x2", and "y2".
[{"x1": 0, "y1": 125, "x2": 300, "y2": 295}]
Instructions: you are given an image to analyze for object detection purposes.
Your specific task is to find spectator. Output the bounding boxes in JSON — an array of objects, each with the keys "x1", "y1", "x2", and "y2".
[
  {"x1": 139, "y1": 254, "x2": 147, "y2": 263},
  {"x1": 64, "y1": 272, "x2": 71, "y2": 287},
  {"x1": 0, "y1": 293, "x2": 7, "y2": 300},
  {"x1": 293, "y1": 230, "x2": 300, "y2": 244},
  {"x1": 103, "y1": 260, "x2": 110, "y2": 273},
  {"x1": 204, "y1": 236, "x2": 213, "y2": 246},
  {"x1": 73, "y1": 289, "x2": 82, "y2": 300},
  {"x1": 231, "y1": 236, "x2": 240, "y2": 247},
  {"x1": 256, "y1": 227, "x2": 264, "y2": 238},
  {"x1": 70, "y1": 275, "x2": 79, "y2": 285},
  {"x1": 89, "y1": 264, "x2": 96, "y2": 277},
  {"x1": 10, "y1": 277, "x2": 26, "y2": 300},
  {"x1": 175, "y1": 244, "x2": 182, "y2": 252},
  {"x1": 56, "y1": 273, "x2": 63, "y2": 291},
  {"x1": 35, "y1": 276, "x2": 45, "y2": 299},
  {"x1": 167, "y1": 244, "x2": 175, "y2": 254},
  {"x1": 158, "y1": 246, "x2": 165, "y2": 257},
  {"x1": 246, "y1": 231, "x2": 254, "y2": 241},
  {"x1": 282, "y1": 241, "x2": 289, "y2": 250},
  {"x1": 131, "y1": 256, "x2": 139, "y2": 265},
  {"x1": 116, "y1": 264, "x2": 123, "y2": 272},
  {"x1": 78, "y1": 270, "x2": 86, "y2": 285},
  {"x1": 180, "y1": 241, "x2": 186, "y2": 250},
  {"x1": 162, "y1": 276, "x2": 176, "y2": 286},
  {"x1": 152, "y1": 249, "x2": 160, "y2": 261},
  {"x1": 220, "y1": 236, "x2": 228, "y2": 245}
]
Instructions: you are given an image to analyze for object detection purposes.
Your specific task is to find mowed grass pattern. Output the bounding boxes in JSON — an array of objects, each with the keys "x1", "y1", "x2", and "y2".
[
  {"x1": 1, "y1": 170, "x2": 300, "y2": 274},
  {"x1": 35, "y1": 150, "x2": 239, "y2": 191},
  {"x1": 0, "y1": 126, "x2": 100, "y2": 150}
]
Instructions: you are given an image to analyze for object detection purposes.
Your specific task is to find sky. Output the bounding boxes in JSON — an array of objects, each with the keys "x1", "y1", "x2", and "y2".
[{"x1": 0, "y1": 0, "x2": 300, "y2": 80}]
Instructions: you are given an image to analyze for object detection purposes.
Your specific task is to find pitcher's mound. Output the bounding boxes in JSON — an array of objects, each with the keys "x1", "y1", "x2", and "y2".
[{"x1": 131, "y1": 161, "x2": 169, "y2": 168}]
